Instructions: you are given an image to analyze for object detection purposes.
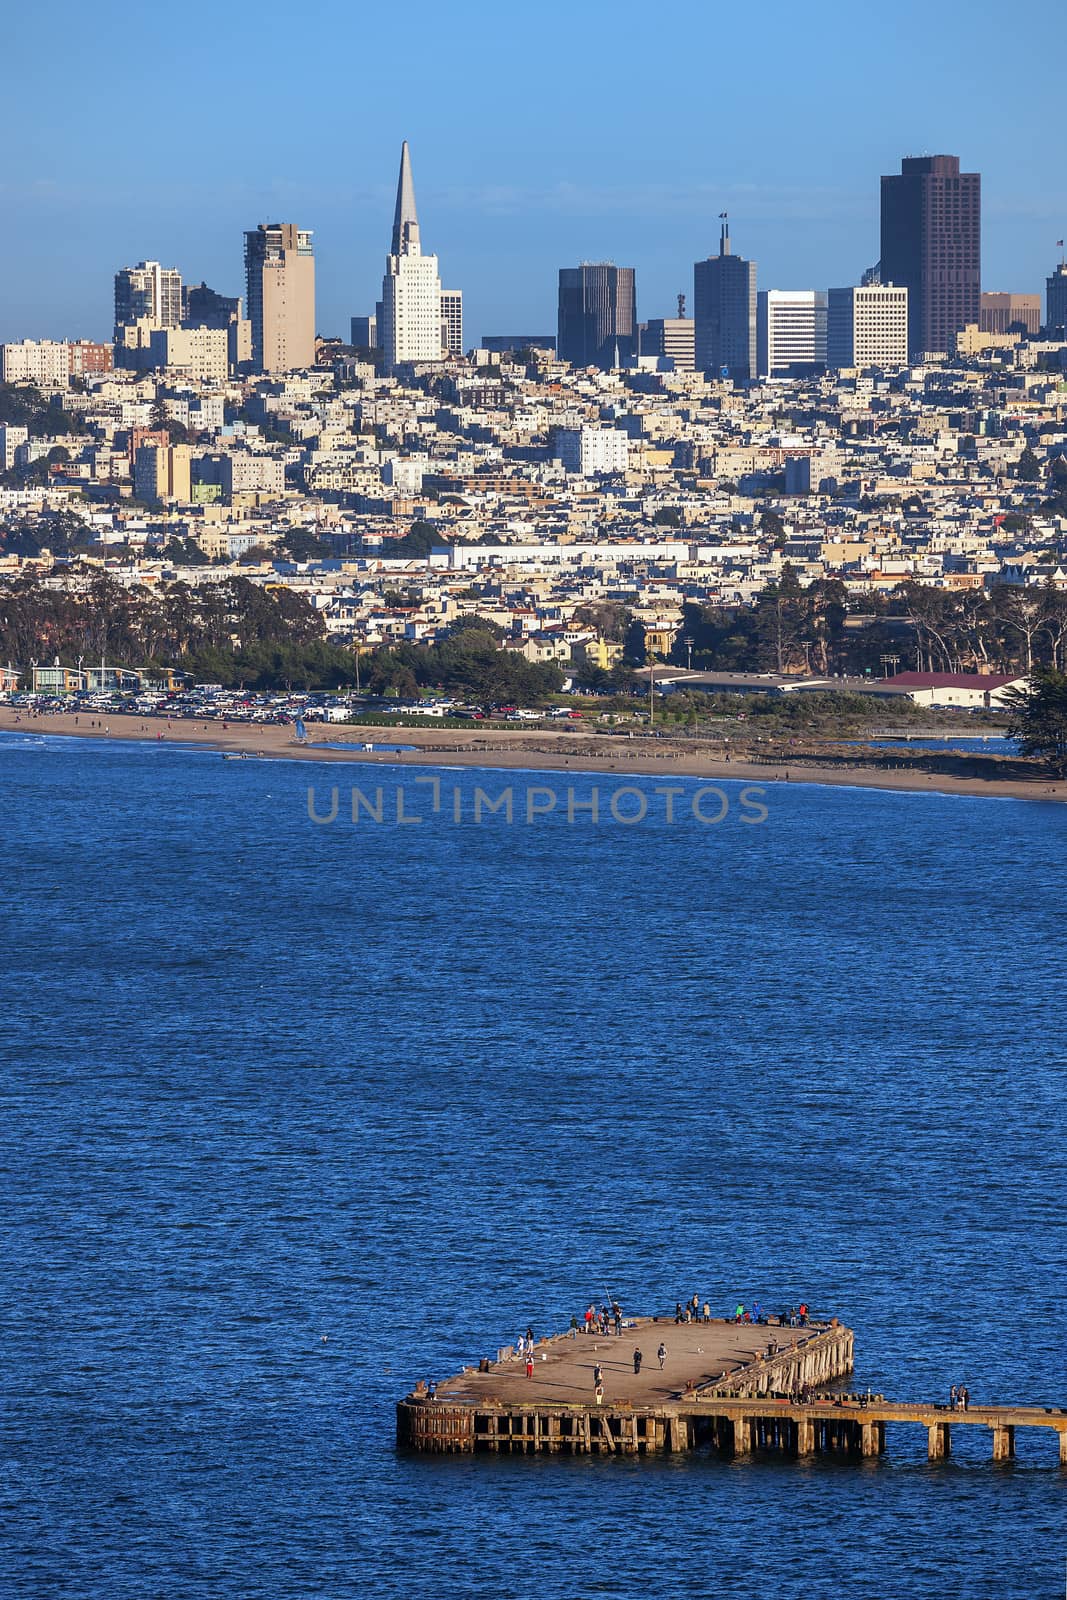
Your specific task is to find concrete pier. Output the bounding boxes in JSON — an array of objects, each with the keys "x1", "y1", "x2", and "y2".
[{"x1": 396, "y1": 1316, "x2": 1067, "y2": 1466}]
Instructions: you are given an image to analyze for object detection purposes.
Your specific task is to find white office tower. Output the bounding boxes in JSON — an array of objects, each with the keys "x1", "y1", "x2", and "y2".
[
  {"x1": 381, "y1": 142, "x2": 442, "y2": 370},
  {"x1": 756, "y1": 291, "x2": 827, "y2": 377},
  {"x1": 827, "y1": 285, "x2": 909, "y2": 369}
]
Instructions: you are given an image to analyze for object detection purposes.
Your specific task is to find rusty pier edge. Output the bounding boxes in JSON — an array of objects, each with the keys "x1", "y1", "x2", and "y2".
[{"x1": 397, "y1": 1320, "x2": 1067, "y2": 1464}]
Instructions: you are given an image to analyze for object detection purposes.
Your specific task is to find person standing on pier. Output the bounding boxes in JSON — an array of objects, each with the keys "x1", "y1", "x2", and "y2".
[
  {"x1": 950, "y1": 1385, "x2": 958, "y2": 1410},
  {"x1": 593, "y1": 1362, "x2": 603, "y2": 1390},
  {"x1": 594, "y1": 1382, "x2": 604, "y2": 1406},
  {"x1": 702, "y1": 1301, "x2": 711, "y2": 1324},
  {"x1": 525, "y1": 1354, "x2": 534, "y2": 1379},
  {"x1": 657, "y1": 1342, "x2": 667, "y2": 1370},
  {"x1": 633, "y1": 1348, "x2": 643, "y2": 1375}
]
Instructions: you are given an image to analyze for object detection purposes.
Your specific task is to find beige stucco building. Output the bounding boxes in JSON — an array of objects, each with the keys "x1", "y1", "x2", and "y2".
[{"x1": 244, "y1": 223, "x2": 315, "y2": 373}]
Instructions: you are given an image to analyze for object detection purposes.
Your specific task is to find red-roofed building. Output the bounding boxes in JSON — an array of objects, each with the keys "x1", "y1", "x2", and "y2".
[{"x1": 888, "y1": 672, "x2": 1026, "y2": 709}]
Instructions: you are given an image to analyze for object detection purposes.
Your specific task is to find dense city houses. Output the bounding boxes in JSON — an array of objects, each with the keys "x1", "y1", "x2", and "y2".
[{"x1": 3, "y1": 144, "x2": 1067, "y2": 700}]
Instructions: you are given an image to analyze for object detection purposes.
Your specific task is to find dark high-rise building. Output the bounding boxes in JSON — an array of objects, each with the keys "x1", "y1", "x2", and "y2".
[
  {"x1": 557, "y1": 263, "x2": 636, "y2": 368},
  {"x1": 1047, "y1": 261, "x2": 1067, "y2": 336},
  {"x1": 693, "y1": 218, "x2": 756, "y2": 380},
  {"x1": 880, "y1": 155, "x2": 980, "y2": 358}
]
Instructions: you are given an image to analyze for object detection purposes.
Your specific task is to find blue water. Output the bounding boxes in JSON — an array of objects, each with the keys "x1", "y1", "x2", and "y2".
[{"x1": 1, "y1": 734, "x2": 1065, "y2": 1599}]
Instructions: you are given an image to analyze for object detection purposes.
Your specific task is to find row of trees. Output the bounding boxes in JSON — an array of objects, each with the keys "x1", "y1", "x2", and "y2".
[
  {"x1": 664, "y1": 574, "x2": 1067, "y2": 678},
  {"x1": 0, "y1": 576, "x2": 563, "y2": 702}
]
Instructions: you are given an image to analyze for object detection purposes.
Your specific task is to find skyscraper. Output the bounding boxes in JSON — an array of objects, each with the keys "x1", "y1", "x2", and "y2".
[
  {"x1": 114, "y1": 262, "x2": 182, "y2": 337},
  {"x1": 693, "y1": 219, "x2": 756, "y2": 381},
  {"x1": 1047, "y1": 260, "x2": 1067, "y2": 335},
  {"x1": 381, "y1": 142, "x2": 443, "y2": 370},
  {"x1": 440, "y1": 289, "x2": 463, "y2": 357},
  {"x1": 557, "y1": 264, "x2": 636, "y2": 369},
  {"x1": 880, "y1": 155, "x2": 980, "y2": 359},
  {"x1": 756, "y1": 291, "x2": 827, "y2": 378},
  {"x1": 826, "y1": 285, "x2": 909, "y2": 369},
  {"x1": 244, "y1": 223, "x2": 315, "y2": 373}
]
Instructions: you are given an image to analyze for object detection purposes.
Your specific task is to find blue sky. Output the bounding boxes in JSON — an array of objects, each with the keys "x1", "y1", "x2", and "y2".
[{"x1": 2, "y1": 0, "x2": 1065, "y2": 344}]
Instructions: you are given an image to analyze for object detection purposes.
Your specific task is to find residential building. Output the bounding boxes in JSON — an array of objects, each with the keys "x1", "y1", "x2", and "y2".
[
  {"x1": 244, "y1": 222, "x2": 316, "y2": 373},
  {"x1": 134, "y1": 443, "x2": 191, "y2": 505},
  {"x1": 639, "y1": 318, "x2": 695, "y2": 370},
  {"x1": 0, "y1": 339, "x2": 70, "y2": 387},
  {"x1": 68, "y1": 340, "x2": 114, "y2": 377},
  {"x1": 979, "y1": 293, "x2": 1041, "y2": 336},
  {"x1": 380, "y1": 142, "x2": 442, "y2": 370},
  {"x1": 553, "y1": 426, "x2": 629, "y2": 475},
  {"x1": 557, "y1": 263, "x2": 636, "y2": 369},
  {"x1": 147, "y1": 326, "x2": 229, "y2": 383},
  {"x1": 441, "y1": 289, "x2": 463, "y2": 357},
  {"x1": 182, "y1": 282, "x2": 241, "y2": 326},
  {"x1": 756, "y1": 291, "x2": 827, "y2": 378},
  {"x1": 0, "y1": 424, "x2": 29, "y2": 471},
  {"x1": 694, "y1": 219, "x2": 756, "y2": 380},
  {"x1": 880, "y1": 155, "x2": 980, "y2": 357},
  {"x1": 827, "y1": 285, "x2": 909, "y2": 368},
  {"x1": 114, "y1": 262, "x2": 182, "y2": 337},
  {"x1": 1047, "y1": 262, "x2": 1067, "y2": 334}
]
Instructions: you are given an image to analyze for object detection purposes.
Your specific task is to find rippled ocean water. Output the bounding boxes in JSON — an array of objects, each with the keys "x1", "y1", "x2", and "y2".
[{"x1": 1, "y1": 735, "x2": 1064, "y2": 1598}]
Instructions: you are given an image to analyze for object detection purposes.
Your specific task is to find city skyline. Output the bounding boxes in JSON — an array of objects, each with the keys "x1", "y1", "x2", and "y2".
[{"x1": 3, "y1": 0, "x2": 1066, "y2": 345}]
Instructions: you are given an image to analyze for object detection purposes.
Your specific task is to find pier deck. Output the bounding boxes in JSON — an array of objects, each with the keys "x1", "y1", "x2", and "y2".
[
  {"x1": 397, "y1": 1317, "x2": 1067, "y2": 1464},
  {"x1": 432, "y1": 1317, "x2": 828, "y2": 1409}
]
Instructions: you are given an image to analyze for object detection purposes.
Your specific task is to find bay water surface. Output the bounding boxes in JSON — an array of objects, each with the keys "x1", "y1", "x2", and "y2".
[{"x1": 1, "y1": 734, "x2": 1064, "y2": 1597}]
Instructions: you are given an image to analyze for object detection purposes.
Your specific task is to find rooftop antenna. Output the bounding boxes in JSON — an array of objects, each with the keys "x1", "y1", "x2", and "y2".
[
  {"x1": 677, "y1": 292, "x2": 687, "y2": 319},
  {"x1": 719, "y1": 211, "x2": 730, "y2": 256}
]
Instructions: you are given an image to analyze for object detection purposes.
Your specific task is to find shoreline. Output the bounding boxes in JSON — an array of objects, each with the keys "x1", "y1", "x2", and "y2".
[{"x1": 1, "y1": 709, "x2": 1063, "y2": 804}]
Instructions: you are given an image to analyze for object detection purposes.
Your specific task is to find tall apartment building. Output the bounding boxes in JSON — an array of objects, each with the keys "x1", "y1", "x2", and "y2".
[
  {"x1": 639, "y1": 318, "x2": 695, "y2": 370},
  {"x1": 0, "y1": 424, "x2": 29, "y2": 471},
  {"x1": 440, "y1": 289, "x2": 463, "y2": 356},
  {"x1": 114, "y1": 262, "x2": 182, "y2": 337},
  {"x1": 557, "y1": 263, "x2": 636, "y2": 369},
  {"x1": 380, "y1": 142, "x2": 443, "y2": 370},
  {"x1": 0, "y1": 339, "x2": 70, "y2": 387},
  {"x1": 756, "y1": 291, "x2": 827, "y2": 378},
  {"x1": 694, "y1": 219, "x2": 756, "y2": 381},
  {"x1": 979, "y1": 292, "x2": 1040, "y2": 336},
  {"x1": 827, "y1": 284, "x2": 909, "y2": 369},
  {"x1": 553, "y1": 426, "x2": 630, "y2": 476},
  {"x1": 1046, "y1": 262, "x2": 1067, "y2": 334},
  {"x1": 244, "y1": 223, "x2": 316, "y2": 373},
  {"x1": 880, "y1": 155, "x2": 980, "y2": 358},
  {"x1": 147, "y1": 326, "x2": 229, "y2": 383}
]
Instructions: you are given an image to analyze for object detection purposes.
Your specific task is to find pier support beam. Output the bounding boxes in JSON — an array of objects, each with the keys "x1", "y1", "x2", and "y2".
[
  {"x1": 991, "y1": 1426, "x2": 1015, "y2": 1462},
  {"x1": 1060, "y1": 1432, "x2": 1067, "y2": 1467},
  {"x1": 733, "y1": 1417, "x2": 755, "y2": 1455},
  {"x1": 861, "y1": 1420, "x2": 885, "y2": 1458},
  {"x1": 928, "y1": 1422, "x2": 951, "y2": 1460},
  {"x1": 797, "y1": 1418, "x2": 817, "y2": 1456}
]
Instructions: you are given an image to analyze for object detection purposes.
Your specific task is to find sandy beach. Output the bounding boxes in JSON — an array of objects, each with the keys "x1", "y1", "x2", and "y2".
[{"x1": 2, "y1": 707, "x2": 1064, "y2": 804}]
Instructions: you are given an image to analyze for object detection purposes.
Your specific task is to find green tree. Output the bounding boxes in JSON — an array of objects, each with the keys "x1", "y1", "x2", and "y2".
[
  {"x1": 1005, "y1": 671, "x2": 1067, "y2": 775},
  {"x1": 1015, "y1": 446, "x2": 1042, "y2": 482}
]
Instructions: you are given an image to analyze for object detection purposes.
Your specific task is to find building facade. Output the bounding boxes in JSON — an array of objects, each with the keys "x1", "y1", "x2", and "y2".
[
  {"x1": 381, "y1": 142, "x2": 443, "y2": 370},
  {"x1": 68, "y1": 340, "x2": 113, "y2": 377},
  {"x1": 557, "y1": 264, "x2": 636, "y2": 369},
  {"x1": 0, "y1": 340, "x2": 70, "y2": 387},
  {"x1": 114, "y1": 262, "x2": 182, "y2": 338},
  {"x1": 979, "y1": 293, "x2": 1041, "y2": 336},
  {"x1": 244, "y1": 223, "x2": 316, "y2": 373},
  {"x1": 639, "y1": 318, "x2": 695, "y2": 370},
  {"x1": 880, "y1": 155, "x2": 980, "y2": 358},
  {"x1": 1047, "y1": 263, "x2": 1067, "y2": 334},
  {"x1": 147, "y1": 326, "x2": 229, "y2": 383},
  {"x1": 827, "y1": 285, "x2": 909, "y2": 368},
  {"x1": 440, "y1": 289, "x2": 463, "y2": 357},
  {"x1": 553, "y1": 426, "x2": 629, "y2": 475},
  {"x1": 693, "y1": 220, "x2": 756, "y2": 381},
  {"x1": 756, "y1": 291, "x2": 827, "y2": 378}
]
